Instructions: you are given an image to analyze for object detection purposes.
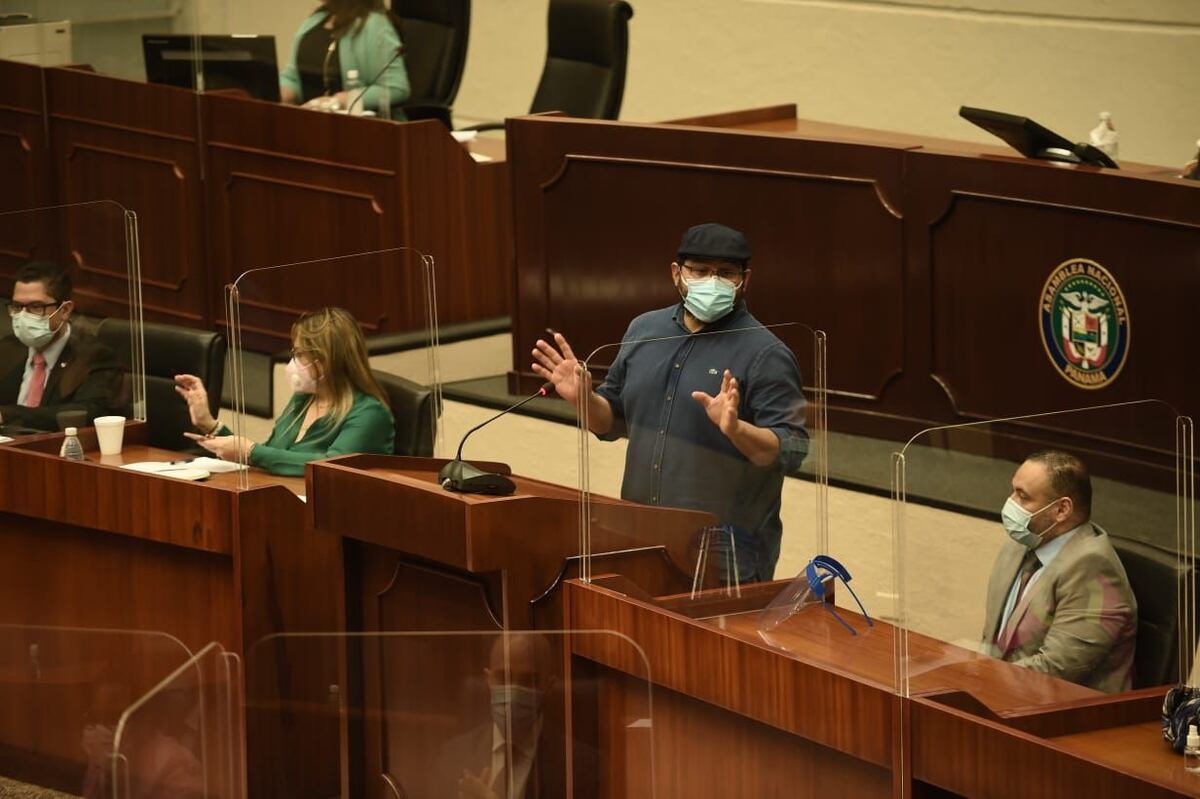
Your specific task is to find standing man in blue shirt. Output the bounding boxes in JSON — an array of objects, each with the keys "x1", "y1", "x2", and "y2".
[{"x1": 531, "y1": 223, "x2": 809, "y2": 582}]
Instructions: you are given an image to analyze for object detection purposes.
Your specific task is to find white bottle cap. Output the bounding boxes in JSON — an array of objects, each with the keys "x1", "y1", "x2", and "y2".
[
  {"x1": 64, "y1": 427, "x2": 77, "y2": 435},
  {"x1": 1188, "y1": 723, "x2": 1200, "y2": 748},
  {"x1": 347, "y1": 69, "x2": 360, "y2": 80}
]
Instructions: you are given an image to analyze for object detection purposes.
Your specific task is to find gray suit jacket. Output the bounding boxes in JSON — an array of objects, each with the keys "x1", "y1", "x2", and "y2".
[{"x1": 981, "y1": 522, "x2": 1137, "y2": 694}]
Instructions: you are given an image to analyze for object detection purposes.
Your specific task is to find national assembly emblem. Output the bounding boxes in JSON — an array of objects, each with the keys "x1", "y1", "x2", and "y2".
[{"x1": 1039, "y1": 259, "x2": 1130, "y2": 389}]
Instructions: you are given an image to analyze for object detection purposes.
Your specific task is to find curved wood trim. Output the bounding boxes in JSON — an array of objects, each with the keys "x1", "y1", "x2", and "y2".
[
  {"x1": 49, "y1": 111, "x2": 196, "y2": 143},
  {"x1": 930, "y1": 189, "x2": 1200, "y2": 232},
  {"x1": 0, "y1": 130, "x2": 31, "y2": 153},
  {"x1": 224, "y1": 171, "x2": 386, "y2": 214},
  {"x1": 208, "y1": 140, "x2": 398, "y2": 178},
  {"x1": 540, "y1": 154, "x2": 904, "y2": 220}
]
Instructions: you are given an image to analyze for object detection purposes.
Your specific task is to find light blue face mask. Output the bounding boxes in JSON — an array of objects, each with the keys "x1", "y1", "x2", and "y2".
[
  {"x1": 681, "y1": 277, "x2": 736, "y2": 323},
  {"x1": 490, "y1": 684, "x2": 543, "y2": 732},
  {"x1": 1000, "y1": 496, "x2": 1063, "y2": 549}
]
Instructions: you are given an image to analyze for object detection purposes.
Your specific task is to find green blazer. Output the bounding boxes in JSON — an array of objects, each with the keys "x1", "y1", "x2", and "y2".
[
  {"x1": 280, "y1": 10, "x2": 410, "y2": 114},
  {"x1": 234, "y1": 391, "x2": 394, "y2": 477}
]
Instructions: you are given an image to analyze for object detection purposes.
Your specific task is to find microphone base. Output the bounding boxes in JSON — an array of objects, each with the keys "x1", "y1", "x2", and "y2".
[{"x1": 438, "y1": 459, "x2": 516, "y2": 496}]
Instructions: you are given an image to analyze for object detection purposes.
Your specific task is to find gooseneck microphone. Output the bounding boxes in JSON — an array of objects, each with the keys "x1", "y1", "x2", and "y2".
[
  {"x1": 346, "y1": 45, "x2": 404, "y2": 115},
  {"x1": 438, "y1": 383, "x2": 552, "y2": 495}
]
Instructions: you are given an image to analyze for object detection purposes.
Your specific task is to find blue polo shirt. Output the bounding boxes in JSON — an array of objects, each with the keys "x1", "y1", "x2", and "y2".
[{"x1": 594, "y1": 301, "x2": 809, "y2": 579}]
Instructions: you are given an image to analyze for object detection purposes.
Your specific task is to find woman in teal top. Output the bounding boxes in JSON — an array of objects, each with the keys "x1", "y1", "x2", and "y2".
[
  {"x1": 176, "y1": 307, "x2": 394, "y2": 476},
  {"x1": 279, "y1": 0, "x2": 410, "y2": 116}
]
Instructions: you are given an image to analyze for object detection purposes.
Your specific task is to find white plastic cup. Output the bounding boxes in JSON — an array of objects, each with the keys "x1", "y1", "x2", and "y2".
[{"x1": 93, "y1": 416, "x2": 126, "y2": 456}]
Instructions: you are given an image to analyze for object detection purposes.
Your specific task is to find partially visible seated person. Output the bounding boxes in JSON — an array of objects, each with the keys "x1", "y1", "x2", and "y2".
[
  {"x1": 981, "y1": 450, "x2": 1137, "y2": 693},
  {"x1": 279, "y1": 0, "x2": 410, "y2": 116},
  {"x1": 175, "y1": 306, "x2": 394, "y2": 476},
  {"x1": 0, "y1": 261, "x2": 118, "y2": 431}
]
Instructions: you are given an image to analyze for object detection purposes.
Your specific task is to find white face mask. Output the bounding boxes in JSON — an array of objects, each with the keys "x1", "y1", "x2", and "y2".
[
  {"x1": 1000, "y1": 496, "x2": 1064, "y2": 549},
  {"x1": 12, "y1": 308, "x2": 64, "y2": 351},
  {"x1": 286, "y1": 358, "x2": 318, "y2": 394}
]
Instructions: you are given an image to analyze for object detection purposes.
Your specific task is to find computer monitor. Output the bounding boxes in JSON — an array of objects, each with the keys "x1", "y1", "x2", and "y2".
[
  {"x1": 143, "y1": 34, "x2": 280, "y2": 102},
  {"x1": 959, "y1": 106, "x2": 1118, "y2": 169}
]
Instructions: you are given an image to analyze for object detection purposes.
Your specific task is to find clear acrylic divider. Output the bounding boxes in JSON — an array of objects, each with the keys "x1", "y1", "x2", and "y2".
[
  {"x1": 224, "y1": 247, "x2": 441, "y2": 487},
  {"x1": 0, "y1": 624, "x2": 192, "y2": 796},
  {"x1": 21, "y1": 0, "x2": 211, "y2": 84},
  {"x1": 245, "y1": 630, "x2": 654, "y2": 798},
  {"x1": 893, "y1": 400, "x2": 1196, "y2": 712},
  {"x1": 570, "y1": 319, "x2": 842, "y2": 622},
  {"x1": 110, "y1": 641, "x2": 243, "y2": 799},
  {"x1": 0, "y1": 201, "x2": 145, "y2": 437}
]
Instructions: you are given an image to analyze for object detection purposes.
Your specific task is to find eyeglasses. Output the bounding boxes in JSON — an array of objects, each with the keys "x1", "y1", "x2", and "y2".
[
  {"x1": 681, "y1": 263, "x2": 745, "y2": 288},
  {"x1": 7, "y1": 301, "x2": 62, "y2": 318},
  {"x1": 289, "y1": 348, "x2": 314, "y2": 364},
  {"x1": 805, "y1": 555, "x2": 874, "y2": 636}
]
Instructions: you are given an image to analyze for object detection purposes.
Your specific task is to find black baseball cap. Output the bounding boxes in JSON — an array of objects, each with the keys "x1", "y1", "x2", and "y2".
[{"x1": 676, "y1": 223, "x2": 751, "y2": 266}]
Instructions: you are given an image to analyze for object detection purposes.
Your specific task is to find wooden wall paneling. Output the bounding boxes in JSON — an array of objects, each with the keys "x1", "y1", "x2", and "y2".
[
  {"x1": 43, "y1": 67, "x2": 207, "y2": 327},
  {"x1": 201, "y1": 94, "x2": 417, "y2": 352},
  {"x1": 396, "y1": 121, "x2": 512, "y2": 327},
  {"x1": 505, "y1": 116, "x2": 907, "y2": 415},
  {"x1": 909, "y1": 698, "x2": 1190, "y2": 798},
  {"x1": 906, "y1": 149, "x2": 1200, "y2": 425},
  {"x1": 0, "y1": 60, "x2": 51, "y2": 284},
  {"x1": 238, "y1": 485, "x2": 344, "y2": 799}
]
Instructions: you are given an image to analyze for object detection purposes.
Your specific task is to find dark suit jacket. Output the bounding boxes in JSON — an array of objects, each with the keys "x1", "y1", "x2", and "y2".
[{"x1": 0, "y1": 328, "x2": 120, "y2": 431}]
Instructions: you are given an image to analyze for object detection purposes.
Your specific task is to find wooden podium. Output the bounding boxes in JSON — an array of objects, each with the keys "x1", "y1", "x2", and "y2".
[{"x1": 305, "y1": 454, "x2": 712, "y2": 797}]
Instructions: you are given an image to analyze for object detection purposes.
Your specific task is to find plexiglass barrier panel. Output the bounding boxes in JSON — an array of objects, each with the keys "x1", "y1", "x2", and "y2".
[
  {"x1": 0, "y1": 625, "x2": 192, "y2": 796},
  {"x1": 223, "y1": 247, "x2": 441, "y2": 487},
  {"x1": 894, "y1": 400, "x2": 1196, "y2": 712},
  {"x1": 110, "y1": 642, "x2": 243, "y2": 799},
  {"x1": 0, "y1": 202, "x2": 145, "y2": 437},
  {"x1": 7, "y1": 0, "x2": 218, "y2": 84},
  {"x1": 245, "y1": 631, "x2": 654, "y2": 798}
]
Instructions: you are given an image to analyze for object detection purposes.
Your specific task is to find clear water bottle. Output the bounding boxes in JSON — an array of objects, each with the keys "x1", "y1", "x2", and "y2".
[
  {"x1": 344, "y1": 69, "x2": 364, "y2": 115},
  {"x1": 60, "y1": 426, "x2": 84, "y2": 461}
]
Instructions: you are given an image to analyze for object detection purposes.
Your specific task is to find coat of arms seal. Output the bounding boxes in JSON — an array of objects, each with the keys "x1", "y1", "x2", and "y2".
[{"x1": 1039, "y1": 258, "x2": 1130, "y2": 389}]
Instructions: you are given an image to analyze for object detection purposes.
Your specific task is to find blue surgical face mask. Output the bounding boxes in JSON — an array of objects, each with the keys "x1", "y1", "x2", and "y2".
[
  {"x1": 1000, "y1": 496, "x2": 1063, "y2": 549},
  {"x1": 680, "y1": 277, "x2": 736, "y2": 323},
  {"x1": 490, "y1": 684, "x2": 543, "y2": 732}
]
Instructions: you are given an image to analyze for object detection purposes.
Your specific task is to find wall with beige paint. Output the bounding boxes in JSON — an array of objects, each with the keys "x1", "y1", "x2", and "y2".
[{"x1": 224, "y1": 0, "x2": 1200, "y2": 167}]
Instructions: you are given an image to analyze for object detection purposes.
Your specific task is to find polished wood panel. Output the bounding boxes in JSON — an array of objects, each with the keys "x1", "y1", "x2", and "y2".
[
  {"x1": 307, "y1": 455, "x2": 710, "y2": 798},
  {"x1": 0, "y1": 60, "x2": 511, "y2": 344},
  {"x1": 506, "y1": 111, "x2": 1200, "y2": 456},
  {"x1": 507, "y1": 114, "x2": 906, "y2": 407},
  {"x1": 0, "y1": 432, "x2": 339, "y2": 798},
  {"x1": 44, "y1": 67, "x2": 208, "y2": 326}
]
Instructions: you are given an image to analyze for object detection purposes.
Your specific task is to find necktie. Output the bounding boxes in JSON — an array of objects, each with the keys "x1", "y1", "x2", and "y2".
[
  {"x1": 998, "y1": 550, "x2": 1042, "y2": 645},
  {"x1": 24, "y1": 352, "x2": 47, "y2": 408}
]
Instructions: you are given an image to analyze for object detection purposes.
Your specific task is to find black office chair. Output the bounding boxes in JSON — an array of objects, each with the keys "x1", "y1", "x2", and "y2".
[
  {"x1": 96, "y1": 319, "x2": 225, "y2": 451},
  {"x1": 462, "y1": 0, "x2": 633, "y2": 132},
  {"x1": 392, "y1": 0, "x2": 471, "y2": 128},
  {"x1": 1108, "y1": 531, "x2": 1198, "y2": 688},
  {"x1": 373, "y1": 369, "x2": 435, "y2": 457}
]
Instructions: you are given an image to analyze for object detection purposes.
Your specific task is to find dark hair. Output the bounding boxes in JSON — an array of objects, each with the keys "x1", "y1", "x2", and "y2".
[
  {"x1": 318, "y1": 0, "x2": 386, "y2": 35},
  {"x1": 14, "y1": 261, "x2": 72, "y2": 302},
  {"x1": 1026, "y1": 449, "x2": 1092, "y2": 516}
]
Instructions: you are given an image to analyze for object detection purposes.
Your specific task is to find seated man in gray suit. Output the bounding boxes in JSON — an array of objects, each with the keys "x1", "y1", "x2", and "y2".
[
  {"x1": 0, "y1": 262, "x2": 118, "y2": 431},
  {"x1": 982, "y1": 449, "x2": 1138, "y2": 694}
]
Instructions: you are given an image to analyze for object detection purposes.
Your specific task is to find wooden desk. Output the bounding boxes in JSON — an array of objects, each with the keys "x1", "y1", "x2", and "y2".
[
  {"x1": 0, "y1": 59, "x2": 511, "y2": 345},
  {"x1": 304, "y1": 454, "x2": 711, "y2": 798},
  {"x1": 505, "y1": 106, "x2": 1200, "y2": 460},
  {"x1": 0, "y1": 429, "x2": 339, "y2": 798},
  {"x1": 564, "y1": 577, "x2": 1175, "y2": 798}
]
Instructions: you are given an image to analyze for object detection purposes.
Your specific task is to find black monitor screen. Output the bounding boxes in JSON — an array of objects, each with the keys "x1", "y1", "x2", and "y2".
[
  {"x1": 143, "y1": 35, "x2": 280, "y2": 103},
  {"x1": 959, "y1": 106, "x2": 1118, "y2": 169}
]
